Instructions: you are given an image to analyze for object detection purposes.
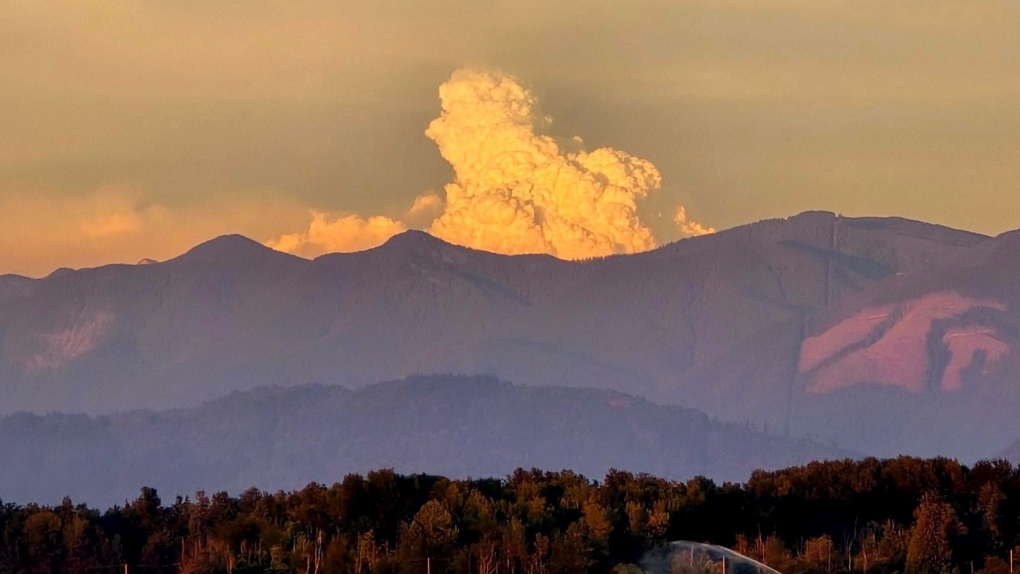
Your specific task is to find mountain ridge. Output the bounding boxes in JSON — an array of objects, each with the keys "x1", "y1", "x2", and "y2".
[
  {"x1": 0, "y1": 211, "x2": 1017, "y2": 461},
  {"x1": 0, "y1": 375, "x2": 848, "y2": 506}
]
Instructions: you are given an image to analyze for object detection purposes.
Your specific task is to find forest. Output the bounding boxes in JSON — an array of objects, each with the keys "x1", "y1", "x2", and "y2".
[{"x1": 2, "y1": 457, "x2": 1019, "y2": 574}]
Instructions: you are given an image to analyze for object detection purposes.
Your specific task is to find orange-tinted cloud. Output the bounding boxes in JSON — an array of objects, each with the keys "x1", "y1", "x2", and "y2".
[
  {"x1": 423, "y1": 69, "x2": 711, "y2": 259},
  {"x1": 267, "y1": 212, "x2": 406, "y2": 257},
  {"x1": 267, "y1": 68, "x2": 714, "y2": 260},
  {"x1": 0, "y1": 186, "x2": 309, "y2": 277},
  {"x1": 674, "y1": 206, "x2": 715, "y2": 237}
]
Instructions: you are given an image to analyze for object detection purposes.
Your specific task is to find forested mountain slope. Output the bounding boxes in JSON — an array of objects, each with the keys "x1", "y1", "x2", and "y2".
[{"x1": 0, "y1": 376, "x2": 844, "y2": 505}]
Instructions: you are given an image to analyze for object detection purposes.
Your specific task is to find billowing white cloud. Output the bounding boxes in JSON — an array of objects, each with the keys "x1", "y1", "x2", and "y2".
[
  {"x1": 424, "y1": 69, "x2": 679, "y2": 259},
  {"x1": 267, "y1": 212, "x2": 406, "y2": 258},
  {"x1": 409, "y1": 192, "x2": 444, "y2": 216},
  {"x1": 406, "y1": 192, "x2": 445, "y2": 228},
  {"x1": 674, "y1": 206, "x2": 715, "y2": 237},
  {"x1": 4, "y1": 1, "x2": 1020, "y2": 261},
  {"x1": 268, "y1": 68, "x2": 713, "y2": 260}
]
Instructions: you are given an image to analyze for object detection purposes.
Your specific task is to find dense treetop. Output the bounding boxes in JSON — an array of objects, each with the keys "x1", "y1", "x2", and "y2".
[{"x1": 4, "y1": 457, "x2": 1020, "y2": 574}]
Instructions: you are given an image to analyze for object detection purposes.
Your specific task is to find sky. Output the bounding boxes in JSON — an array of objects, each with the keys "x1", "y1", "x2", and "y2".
[{"x1": 1, "y1": 0, "x2": 1019, "y2": 277}]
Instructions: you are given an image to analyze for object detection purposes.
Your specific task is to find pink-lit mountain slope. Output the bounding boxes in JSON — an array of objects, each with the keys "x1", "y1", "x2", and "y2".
[
  {"x1": 789, "y1": 229, "x2": 1020, "y2": 457},
  {"x1": 1, "y1": 211, "x2": 1015, "y2": 460}
]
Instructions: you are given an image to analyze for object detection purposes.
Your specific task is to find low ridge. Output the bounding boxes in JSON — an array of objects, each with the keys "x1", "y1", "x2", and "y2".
[{"x1": 0, "y1": 375, "x2": 846, "y2": 505}]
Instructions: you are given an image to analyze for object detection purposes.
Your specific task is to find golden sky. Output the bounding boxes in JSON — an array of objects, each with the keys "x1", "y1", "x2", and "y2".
[{"x1": 2, "y1": 1, "x2": 1019, "y2": 276}]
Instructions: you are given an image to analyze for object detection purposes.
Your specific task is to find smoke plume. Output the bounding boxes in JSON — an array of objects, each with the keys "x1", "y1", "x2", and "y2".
[
  {"x1": 425, "y1": 69, "x2": 667, "y2": 259},
  {"x1": 674, "y1": 206, "x2": 715, "y2": 237},
  {"x1": 269, "y1": 68, "x2": 712, "y2": 259},
  {"x1": 266, "y1": 212, "x2": 406, "y2": 258}
]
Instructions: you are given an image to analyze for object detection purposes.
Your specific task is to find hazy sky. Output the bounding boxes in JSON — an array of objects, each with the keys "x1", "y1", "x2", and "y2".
[{"x1": 2, "y1": 1, "x2": 1019, "y2": 276}]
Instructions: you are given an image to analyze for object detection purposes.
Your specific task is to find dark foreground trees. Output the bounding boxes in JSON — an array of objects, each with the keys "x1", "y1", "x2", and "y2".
[{"x1": 4, "y1": 457, "x2": 1020, "y2": 574}]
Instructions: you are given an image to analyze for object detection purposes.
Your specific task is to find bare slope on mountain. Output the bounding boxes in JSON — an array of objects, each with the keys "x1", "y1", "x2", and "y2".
[
  {"x1": 789, "y1": 229, "x2": 1020, "y2": 457},
  {"x1": 1, "y1": 211, "x2": 1012, "y2": 459},
  {"x1": 0, "y1": 375, "x2": 845, "y2": 506}
]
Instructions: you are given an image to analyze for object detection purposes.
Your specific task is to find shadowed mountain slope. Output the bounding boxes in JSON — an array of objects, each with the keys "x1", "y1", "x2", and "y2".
[
  {"x1": 0, "y1": 375, "x2": 845, "y2": 506},
  {"x1": 0, "y1": 275, "x2": 35, "y2": 303}
]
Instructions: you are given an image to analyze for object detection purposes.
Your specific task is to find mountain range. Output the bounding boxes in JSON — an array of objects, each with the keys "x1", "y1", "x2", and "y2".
[
  {"x1": 1, "y1": 210, "x2": 1018, "y2": 500},
  {"x1": 0, "y1": 375, "x2": 843, "y2": 506}
]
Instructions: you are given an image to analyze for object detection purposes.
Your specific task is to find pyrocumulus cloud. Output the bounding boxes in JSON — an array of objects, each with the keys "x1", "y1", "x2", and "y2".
[
  {"x1": 426, "y1": 69, "x2": 665, "y2": 259},
  {"x1": 267, "y1": 212, "x2": 406, "y2": 258},
  {"x1": 269, "y1": 68, "x2": 712, "y2": 259},
  {"x1": 674, "y1": 206, "x2": 715, "y2": 237}
]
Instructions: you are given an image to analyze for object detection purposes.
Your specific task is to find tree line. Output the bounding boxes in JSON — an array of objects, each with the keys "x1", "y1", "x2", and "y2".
[{"x1": 2, "y1": 456, "x2": 1020, "y2": 574}]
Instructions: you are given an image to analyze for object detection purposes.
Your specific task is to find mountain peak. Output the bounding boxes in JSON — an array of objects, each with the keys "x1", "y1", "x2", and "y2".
[
  {"x1": 171, "y1": 234, "x2": 304, "y2": 267},
  {"x1": 684, "y1": 211, "x2": 988, "y2": 250},
  {"x1": 375, "y1": 230, "x2": 553, "y2": 261},
  {"x1": 380, "y1": 229, "x2": 452, "y2": 252},
  {"x1": 189, "y1": 233, "x2": 265, "y2": 252},
  {"x1": 995, "y1": 228, "x2": 1020, "y2": 243},
  {"x1": 0, "y1": 274, "x2": 31, "y2": 282},
  {"x1": 46, "y1": 267, "x2": 77, "y2": 279}
]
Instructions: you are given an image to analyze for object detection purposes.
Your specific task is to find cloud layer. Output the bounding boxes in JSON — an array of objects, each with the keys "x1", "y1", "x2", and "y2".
[
  {"x1": 0, "y1": 187, "x2": 310, "y2": 277},
  {"x1": 270, "y1": 69, "x2": 712, "y2": 259}
]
